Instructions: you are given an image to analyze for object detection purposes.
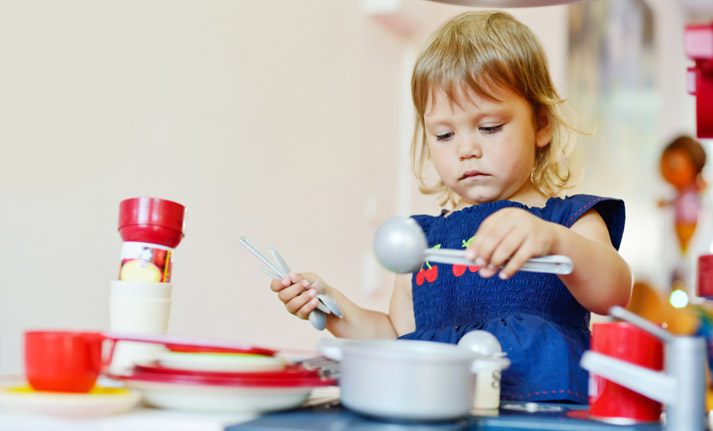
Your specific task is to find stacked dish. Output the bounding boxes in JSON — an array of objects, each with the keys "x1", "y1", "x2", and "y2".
[
  {"x1": 0, "y1": 385, "x2": 141, "y2": 418},
  {"x1": 115, "y1": 345, "x2": 336, "y2": 413}
]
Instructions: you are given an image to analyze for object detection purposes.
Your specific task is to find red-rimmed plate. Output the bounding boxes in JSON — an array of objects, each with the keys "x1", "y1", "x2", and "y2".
[
  {"x1": 121, "y1": 364, "x2": 333, "y2": 388},
  {"x1": 133, "y1": 362, "x2": 320, "y2": 380},
  {"x1": 101, "y1": 331, "x2": 279, "y2": 357},
  {"x1": 115, "y1": 365, "x2": 337, "y2": 413},
  {"x1": 164, "y1": 343, "x2": 276, "y2": 356}
]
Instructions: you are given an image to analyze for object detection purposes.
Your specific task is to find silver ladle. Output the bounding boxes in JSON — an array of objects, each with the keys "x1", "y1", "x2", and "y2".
[{"x1": 372, "y1": 216, "x2": 573, "y2": 275}]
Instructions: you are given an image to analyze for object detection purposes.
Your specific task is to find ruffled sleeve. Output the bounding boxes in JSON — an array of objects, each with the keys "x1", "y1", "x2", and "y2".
[
  {"x1": 410, "y1": 214, "x2": 439, "y2": 246},
  {"x1": 545, "y1": 195, "x2": 626, "y2": 250}
]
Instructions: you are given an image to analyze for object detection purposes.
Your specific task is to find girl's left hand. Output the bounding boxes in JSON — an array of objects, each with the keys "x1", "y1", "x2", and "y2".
[{"x1": 464, "y1": 207, "x2": 560, "y2": 279}]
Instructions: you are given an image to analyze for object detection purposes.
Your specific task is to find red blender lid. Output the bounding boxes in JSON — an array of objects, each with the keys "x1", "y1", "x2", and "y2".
[{"x1": 118, "y1": 197, "x2": 185, "y2": 231}]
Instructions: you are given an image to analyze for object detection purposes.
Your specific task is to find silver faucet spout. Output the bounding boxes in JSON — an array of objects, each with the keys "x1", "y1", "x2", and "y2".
[
  {"x1": 580, "y1": 351, "x2": 677, "y2": 404},
  {"x1": 581, "y1": 306, "x2": 708, "y2": 431}
]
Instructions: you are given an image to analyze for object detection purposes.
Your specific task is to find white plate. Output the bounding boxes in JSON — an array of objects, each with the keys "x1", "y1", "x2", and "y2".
[
  {"x1": 124, "y1": 380, "x2": 311, "y2": 413},
  {"x1": 0, "y1": 386, "x2": 142, "y2": 418},
  {"x1": 157, "y1": 351, "x2": 286, "y2": 372}
]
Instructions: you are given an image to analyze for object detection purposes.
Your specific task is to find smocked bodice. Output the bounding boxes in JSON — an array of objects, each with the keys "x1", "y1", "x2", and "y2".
[{"x1": 400, "y1": 195, "x2": 625, "y2": 403}]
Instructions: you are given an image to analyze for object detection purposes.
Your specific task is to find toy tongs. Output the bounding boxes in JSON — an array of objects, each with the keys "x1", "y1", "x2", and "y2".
[{"x1": 237, "y1": 237, "x2": 343, "y2": 331}]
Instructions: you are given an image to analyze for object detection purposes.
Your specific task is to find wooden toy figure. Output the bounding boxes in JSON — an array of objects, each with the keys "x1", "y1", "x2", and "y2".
[{"x1": 659, "y1": 135, "x2": 707, "y2": 255}]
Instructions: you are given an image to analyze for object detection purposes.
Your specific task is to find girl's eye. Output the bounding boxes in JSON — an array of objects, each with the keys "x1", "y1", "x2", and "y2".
[
  {"x1": 435, "y1": 132, "x2": 454, "y2": 141},
  {"x1": 480, "y1": 125, "x2": 503, "y2": 134}
]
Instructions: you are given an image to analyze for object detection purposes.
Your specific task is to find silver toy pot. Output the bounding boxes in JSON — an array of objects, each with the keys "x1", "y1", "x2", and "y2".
[{"x1": 318, "y1": 338, "x2": 509, "y2": 421}]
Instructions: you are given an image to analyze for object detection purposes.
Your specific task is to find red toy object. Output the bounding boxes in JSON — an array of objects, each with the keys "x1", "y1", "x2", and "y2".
[
  {"x1": 118, "y1": 197, "x2": 185, "y2": 248},
  {"x1": 25, "y1": 331, "x2": 106, "y2": 393},
  {"x1": 588, "y1": 322, "x2": 664, "y2": 423},
  {"x1": 685, "y1": 22, "x2": 713, "y2": 138},
  {"x1": 117, "y1": 197, "x2": 186, "y2": 282},
  {"x1": 698, "y1": 254, "x2": 713, "y2": 298},
  {"x1": 23, "y1": 330, "x2": 288, "y2": 393}
]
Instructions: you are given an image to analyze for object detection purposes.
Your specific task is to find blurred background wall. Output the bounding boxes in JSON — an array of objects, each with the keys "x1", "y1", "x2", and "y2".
[{"x1": 0, "y1": 0, "x2": 708, "y2": 374}]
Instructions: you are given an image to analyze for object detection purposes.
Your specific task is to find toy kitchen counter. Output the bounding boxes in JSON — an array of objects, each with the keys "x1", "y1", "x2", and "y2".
[{"x1": 227, "y1": 402, "x2": 665, "y2": 431}]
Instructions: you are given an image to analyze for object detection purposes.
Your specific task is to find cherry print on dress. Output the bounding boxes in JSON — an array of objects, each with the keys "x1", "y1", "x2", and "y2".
[
  {"x1": 453, "y1": 237, "x2": 481, "y2": 276},
  {"x1": 416, "y1": 244, "x2": 441, "y2": 285}
]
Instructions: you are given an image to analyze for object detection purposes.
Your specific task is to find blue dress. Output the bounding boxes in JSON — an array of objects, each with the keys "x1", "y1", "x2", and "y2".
[{"x1": 398, "y1": 194, "x2": 625, "y2": 404}]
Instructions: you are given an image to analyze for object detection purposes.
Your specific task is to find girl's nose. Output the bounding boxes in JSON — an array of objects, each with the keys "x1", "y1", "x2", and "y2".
[{"x1": 457, "y1": 135, "x2": 482, "y2": 160}]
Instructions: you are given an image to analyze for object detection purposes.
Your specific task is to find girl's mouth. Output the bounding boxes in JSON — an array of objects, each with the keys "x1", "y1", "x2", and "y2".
[{"x1": 460, "y1": 170, "x2": 486, "y2": 180}]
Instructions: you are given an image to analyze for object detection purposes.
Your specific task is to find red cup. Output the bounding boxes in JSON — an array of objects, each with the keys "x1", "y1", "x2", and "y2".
[
  {"x1": 25, "y1": 331, "x2": 108, "y2": 393},
  {"x1": 698, "y1": 254, "x2": 713, "y2": 298},
  {"x1": 589, "y1": 322, "x2": 664, "y2": 423},
  {"x1": 118, "y1": 197, "x2": 185, "y2": 248}
]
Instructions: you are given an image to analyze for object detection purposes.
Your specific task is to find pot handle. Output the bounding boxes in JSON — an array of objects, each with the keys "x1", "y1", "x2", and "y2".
[
  {"x1": 471, "y1": 356, "x2": 510, "y2": 374},
  {"x1": 316, "y1": 338, "x2": 346, "y2": 361}
]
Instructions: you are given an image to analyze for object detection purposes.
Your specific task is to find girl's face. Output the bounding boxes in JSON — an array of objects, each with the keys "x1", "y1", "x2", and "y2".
[{"x1": 423, "y1": 85, "x2": 551, "y2": 207}]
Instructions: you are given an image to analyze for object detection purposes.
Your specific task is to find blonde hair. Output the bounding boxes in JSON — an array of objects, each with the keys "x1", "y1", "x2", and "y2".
[{"x1": 411, "y1": 10, "x2": 580, "y2": 207}]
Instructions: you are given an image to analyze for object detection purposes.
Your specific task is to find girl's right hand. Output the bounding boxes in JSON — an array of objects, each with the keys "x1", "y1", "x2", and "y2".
[{"x1": 269, "y1": 272, "x2": 327, "y2": 320}]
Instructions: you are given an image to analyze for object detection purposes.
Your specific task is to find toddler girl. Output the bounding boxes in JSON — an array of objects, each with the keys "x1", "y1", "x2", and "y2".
[{"x1": 271, "y1": 10, "x2": 632, "y2": 404}]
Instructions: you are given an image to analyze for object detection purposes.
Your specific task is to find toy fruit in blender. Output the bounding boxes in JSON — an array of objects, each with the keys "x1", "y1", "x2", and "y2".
[{"x1": 119, "y1": 246, "x2": 167, "y2": 282}]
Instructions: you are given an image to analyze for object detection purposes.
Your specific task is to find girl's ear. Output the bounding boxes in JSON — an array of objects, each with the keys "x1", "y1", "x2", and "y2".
[{"x1": 535, "y1": 112, "x2": 552, "y2": 148}]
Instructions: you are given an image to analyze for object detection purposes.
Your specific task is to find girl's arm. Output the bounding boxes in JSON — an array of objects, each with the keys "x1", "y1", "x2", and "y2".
[
  {"x1": 554, "y1": 209, "x2": 633, "y2": 314},
  {"x1": 270, "y1": 272, "x2": 415, "y2": 338},
  {"x1": 466, "y1": 207, "x2": 632, "y2": 315},
  {"x1": 388, "y1": 274, "x2": 416, "y2": 336}
]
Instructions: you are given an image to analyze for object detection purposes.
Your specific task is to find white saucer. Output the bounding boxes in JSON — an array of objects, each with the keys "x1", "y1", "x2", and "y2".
[
  {"x1": 0, "y1": 385, "x2": 142, "y2": 418},
  {"x1": 125, "y1": 379, "x2": 311, "y2": 413}
]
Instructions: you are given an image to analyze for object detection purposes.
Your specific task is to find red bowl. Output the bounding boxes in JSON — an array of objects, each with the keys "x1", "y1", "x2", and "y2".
[{"x1": 118, "y1": 198, "x2": 185, "y2": 248}]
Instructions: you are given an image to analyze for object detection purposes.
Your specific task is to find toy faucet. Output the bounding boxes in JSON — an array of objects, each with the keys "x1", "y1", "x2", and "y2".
[{"x1": 580, "y1": 306, "x2": 707, "y2": 431}]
